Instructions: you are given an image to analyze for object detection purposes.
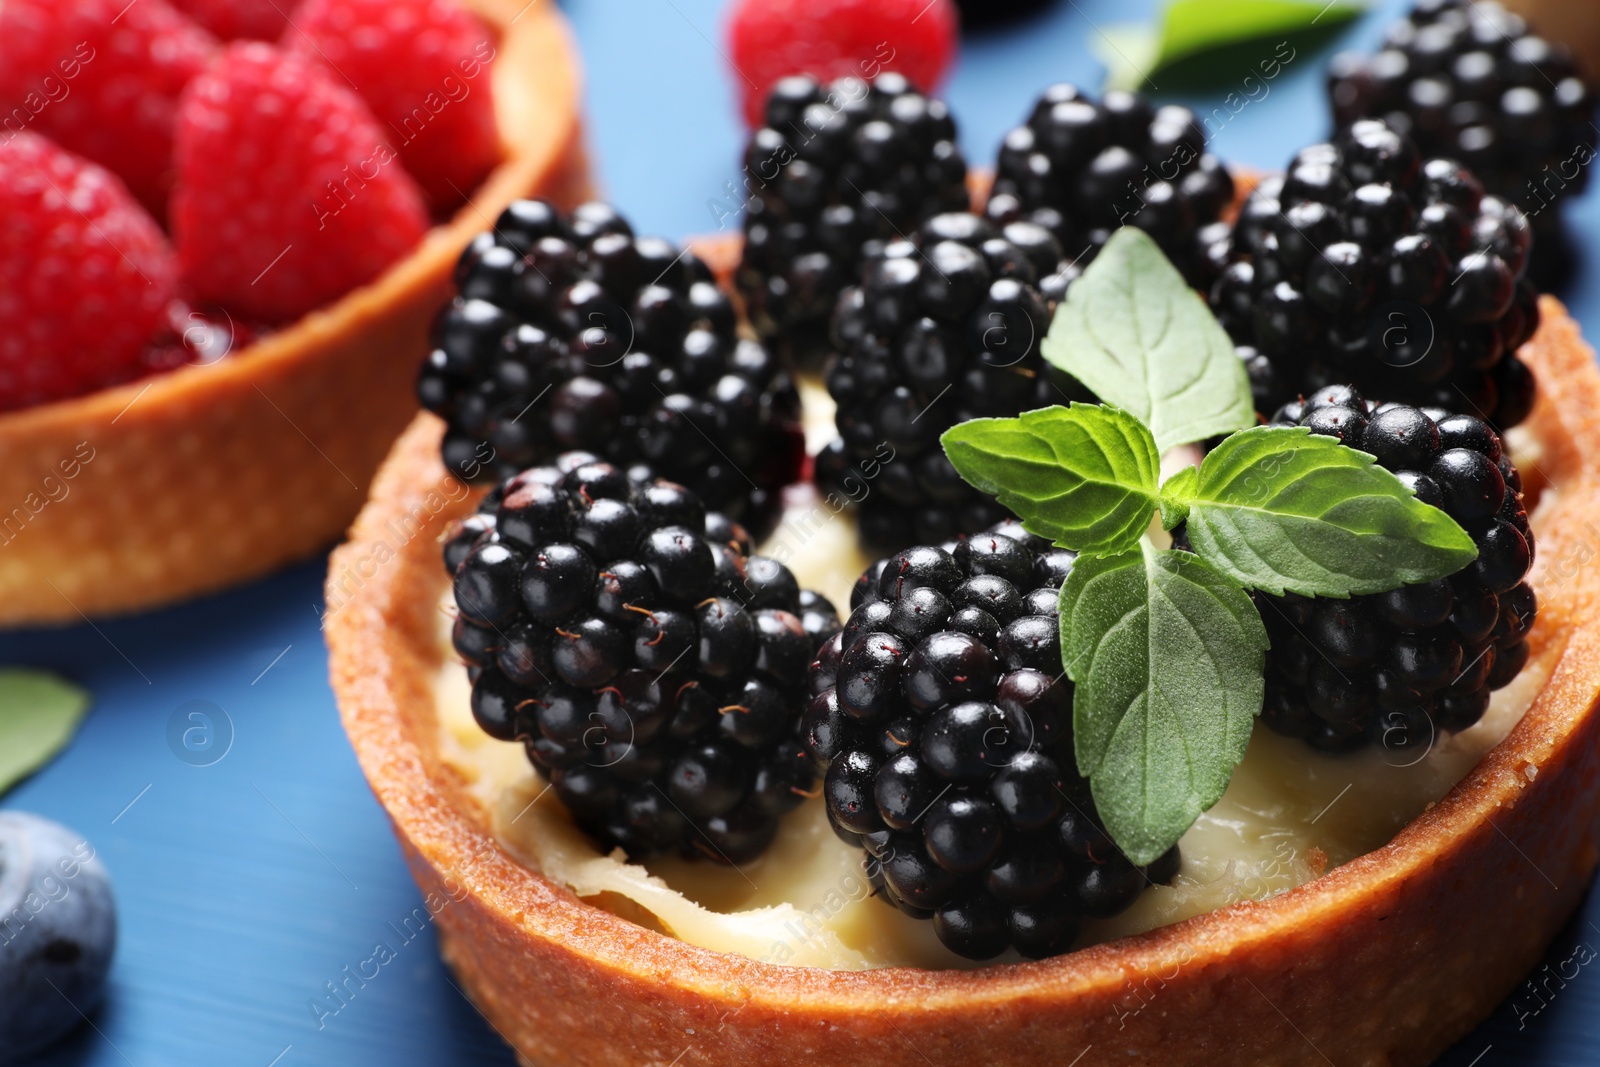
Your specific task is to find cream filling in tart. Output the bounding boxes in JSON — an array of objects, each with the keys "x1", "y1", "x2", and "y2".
[{"x1": 432, "y1": 387, "x2": 1553, "y2": 971}]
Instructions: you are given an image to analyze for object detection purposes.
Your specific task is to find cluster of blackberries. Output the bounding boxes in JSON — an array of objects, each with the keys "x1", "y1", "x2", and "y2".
[
  {"x1": 815, "y1": 211, "x2": 1086, "y2": 554},
  {"x1": 447, "y1": 451, "x2": 841, "y2": 863},
  {"x1": 421, "y1": 199, "x2": 805, "y2": 537},
  {"x1": 1249, "y1": 387, "x2": 1536, "y2": 754},
  {"x1": 1209, "y1": 119, "x2": 1539, "y2": 430},
  {"x1": 736, "y1": 73, "x2": 971, "y2": 364},
  {"x1": 988, "y1": 84, "x2": 1235, "y2": 288},
  {"x1": 805, "y1": 523, "x2": 1177, "y2": 960},
  {"x1": 1328, "y1": 0, "x2": 1595, "y2": 230}
]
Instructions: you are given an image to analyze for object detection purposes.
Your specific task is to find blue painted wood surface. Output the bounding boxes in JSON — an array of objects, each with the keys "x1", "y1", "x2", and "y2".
[{"x1": 7, "y1": 0, "x2": 1600, "y2": 1062}]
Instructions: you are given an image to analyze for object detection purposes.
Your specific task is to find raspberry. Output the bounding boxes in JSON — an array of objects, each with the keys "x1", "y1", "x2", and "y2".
[
  {"x1": 725, "y1": 0, "x2": 958, "y2": 128},
  {"x1": 448, "y1": 453, "x2": 842, "y2": 863},
  {"x1": 0, "y1": 134, "x2": 178, "y2": 410},
  {"x1": 0, "y1": 0, "x2": 217, "y2": 218},
  {"x1": 171, "y1": 43, "x2": 430, "y2": 324},
  {"x1": 171, "y1": 0, "x2": 296, "y2": 40},
  {"x1": 807, "y1": 522, "x2": 1177, "y2": 959},
  {"x1": 285, "y1": 0, "x2": 501, "y2": 211},
  {"x1": 421, "y1": 199, "x2": 807, "y2": 538}
]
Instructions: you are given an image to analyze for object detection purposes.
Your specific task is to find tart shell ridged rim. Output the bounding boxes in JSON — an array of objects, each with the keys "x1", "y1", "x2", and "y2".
[
  {"x1": 329, "y1": 294, "x2": 1600, "y2": 1063},
  {"x1": 0, "y1": 0, "x2": 575, "y2": 436},
  {"x1": 0, "y1": 0, "x2": 586, "y2": 626}
]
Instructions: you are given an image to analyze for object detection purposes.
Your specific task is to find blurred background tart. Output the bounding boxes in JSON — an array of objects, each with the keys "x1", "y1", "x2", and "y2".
[{"x1": 0, "y1": 0, "x2": 587, "y2": 625}]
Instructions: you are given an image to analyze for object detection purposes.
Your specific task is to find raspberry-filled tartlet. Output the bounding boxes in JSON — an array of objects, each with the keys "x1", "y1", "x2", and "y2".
[
  {"x1": 327, "y1": 64, "x2": 1600, "y2": 1067},
  {"x1": 0, "y1": 0, "x2": 586, "y2": 623}
]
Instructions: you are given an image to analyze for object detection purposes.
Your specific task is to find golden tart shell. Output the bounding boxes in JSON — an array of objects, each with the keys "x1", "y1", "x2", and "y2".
[
  {"x1": 0, "y1": 0, "x2": 588, "y2": 626},
  {"x1": 327, "y1": 295, "x2": 1600, "y2": 1065}
]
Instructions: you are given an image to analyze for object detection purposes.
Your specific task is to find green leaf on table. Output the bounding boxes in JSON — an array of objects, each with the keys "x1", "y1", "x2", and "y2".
[
  {"x1": 1041, "y1": 228, "x2": 1254, "y2": 455},
  {"x1": 941, "y1": 404, "x2": 1161, "y2": 557},
  {"x1": 0, "y1": 669, "x2": 91, "y2": 795},
  {"x1": 1060, "y1": 544, "x2": 1267, "y2": 865},
  {"x1": 1095, "y1": 0, "x2": 1370, "y2": 93},
  {"x1": 1093, "y1": 25, "x2": 1162, "y2": 95},
  {"x1": 1182, "y1": 425, "x2": 1478, "y2": 597}
]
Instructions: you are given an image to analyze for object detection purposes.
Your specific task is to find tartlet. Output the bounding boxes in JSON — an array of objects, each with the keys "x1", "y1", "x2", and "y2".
[
  {"x1": 327, "y1": 293, "x2": 1600, "y2": 1065},
  {"x1": 0, "y1": 0, "x2": 587, "y2": 626}
]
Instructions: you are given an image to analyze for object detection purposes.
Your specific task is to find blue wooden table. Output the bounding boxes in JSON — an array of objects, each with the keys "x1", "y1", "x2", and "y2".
[{"x1": 9, "y1": 0, "x2": 1600, "y2": 1063}]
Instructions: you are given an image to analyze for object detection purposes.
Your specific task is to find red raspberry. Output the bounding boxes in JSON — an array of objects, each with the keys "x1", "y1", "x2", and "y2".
[
  {"x1": 0, "y1": 0, "x2": 217, "y2": 219},
  {"x1": 725, "y1": 0, "x2": 958, "y2": 127},
  {"x1": 170, "y1": 0, "x2": 298, "y2": 40},
  {"x1": 285, "y1": 0, "x2": 501, "y2": 210},
  {"x1": 0, "y1": 134, "x2": 179, "y2": 410},
  {"x1": 171, "y1": 43, "x2": 430, "y2": 324}
]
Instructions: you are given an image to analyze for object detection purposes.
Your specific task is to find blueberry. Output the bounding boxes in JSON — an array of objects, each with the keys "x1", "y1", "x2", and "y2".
[{"x1": 0, "y1": 814, "x2": 116, "y2": 1061}]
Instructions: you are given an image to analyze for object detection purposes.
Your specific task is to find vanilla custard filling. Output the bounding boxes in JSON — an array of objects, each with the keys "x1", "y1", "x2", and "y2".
[{"x1": 433, "y1": 391, "x2": 1554, "y2": 970}]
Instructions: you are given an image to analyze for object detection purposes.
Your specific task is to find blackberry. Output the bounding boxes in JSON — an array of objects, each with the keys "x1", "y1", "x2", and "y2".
[
  {"x1": 986, "y1": 84, "x2": 1235, "y2": 289},
  {"x1": 447, "y1": 451, "x2": 842, "y2": 863},
  {"x1": 805, "y1": 522, "x2": 1177, "y2": 960},
  {"x1": 816, "y1": 211, "x2": 1086, "y2": 554},
  {"x1": 422, "y1": 198, "x2": 806, "y2": 537},
  {"x1": 1328, "y1": 0, "x2": 1596, "y2": 238},
  {"x1": 1209, "y1": 119, "x2": 1540, "y2": 430},
  {"x1": 1247, "y1": 387, "x2": 1536, "y2": 754},
  {"x1": 736, "y1": 73, "x2": 970, "y2": 365},
  {"x1": 954, "y1": 0, "x2": 1052, "y2": 25}
]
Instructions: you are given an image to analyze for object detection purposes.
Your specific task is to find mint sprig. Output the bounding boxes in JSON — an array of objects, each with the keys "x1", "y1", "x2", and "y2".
[
  {"x1": 942, "y1": 405, "x2": 1159, "y2": 557},
  {"x1": 1173, "y1": 425, "x2": 1479, "y2": 597},
  {"x1": 1061, "y1": 545, "x2": 1267, "y2": 865},
  {"x1": 1041, "y1": 228, "x2": 1254, "y2": 454},
  {"x1": 938, "y1": 237, "x2": 1480, "y2": 865}
]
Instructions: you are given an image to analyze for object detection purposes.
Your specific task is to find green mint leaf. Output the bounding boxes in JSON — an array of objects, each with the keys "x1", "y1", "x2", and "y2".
[
  {"x1": 0, "y1": 669, "x2": 91, "y2": 795},
  {"x1": 1182, "y1": 425, "x2": 1479, "y2": 597},
  {"x1": 1041, "y1": 228, "x2": 1254, "y2": 454},
  {"x1": 1158, "y1": 465, "x2": 1197, "y2": 530},
  {"x1": 1096, "y1": 0, "x2": 1368, "y2": 93},
  {"x1": 941, "y1": 405, "x2": 1160, "y2": 556},
  {"x1": 1060, "y1": 544, "x2": 1267, "y2": 865}
]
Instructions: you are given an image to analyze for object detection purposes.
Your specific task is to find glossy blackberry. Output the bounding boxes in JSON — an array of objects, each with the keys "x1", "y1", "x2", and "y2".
[
  {"x1": 1251, "y1": 387, "x2": 1536, "y2": 754},
  {"x1": 447, "y1": 452, "x2": 841, "y2": 863},
  {"x1": 805, "y1": 522, "x2": 1178, "y2": 960},
  {"x1": 1210, "y1": 119, "x2": 1540, "y2": 430},
  {"x1": 986, "y1": 84, "x2": 1235, "y2": 289},
  {"x1": 816, "y1": 211, "x2": 1087, "y2": 555},
  {"x1": 1328, "y1": 0, "x2": 1595, "y2": 235},
  {"x1": 954, "y1": 0, "x2": 1052, "y2": 25},
  {"x1": 736, "y1": 73, "x2": 970, "y2": 365},
  {"x1": 421, "y1": 198, "x2": 806, "y2": 538}
]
